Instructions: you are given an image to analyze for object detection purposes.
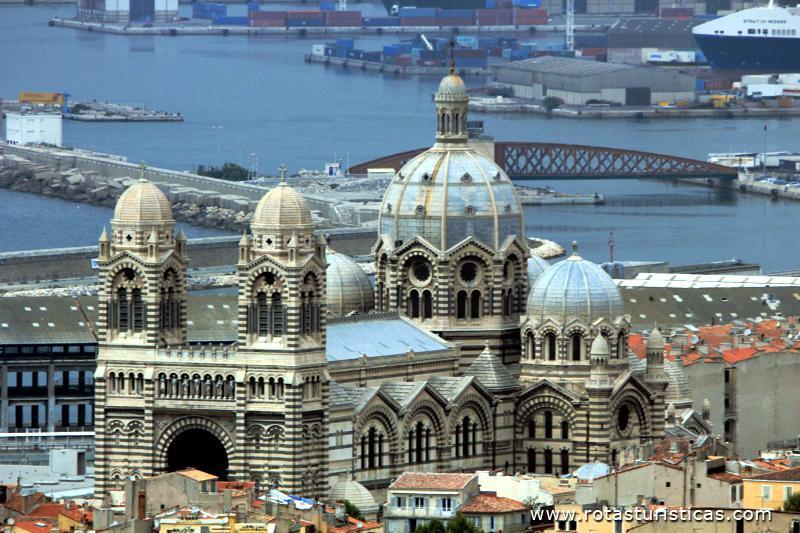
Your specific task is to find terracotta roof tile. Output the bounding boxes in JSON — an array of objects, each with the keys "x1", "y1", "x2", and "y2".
[
  {"x1": 747, "y1": 466, "x2": 800, "y2": 481},
  {"x1": 14, "y1": 520, "x2": 52, "y2": 533},
  {"x1": 389, "y1": 473, "x2": 475, "y2": 491},
  {"x1": 721, "y1": 347, "x2": 758, "y2": 365},
  {"x1": 708, "y1": 472, "x2": 745, "y2": 483},
  {"x1": 26, "y1": 503, "x2": 65, "y2": 520},
  {"x1": 459, "y1": 494, "x2": 528, "y2": 514}
]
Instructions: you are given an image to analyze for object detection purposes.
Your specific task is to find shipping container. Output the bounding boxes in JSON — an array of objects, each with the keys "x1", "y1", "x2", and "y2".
[
  {"x1": 393, "y1": 55, "x2": 413, "y2": 66},
  {"x1": 347, "y1": 49, "x2": 365, "y2": 59},
  {"x1": 250, "y1": 10, "x2": 286, "y2": 20},
  {"x1": 213, "y1": 15, "x2": 248, "y2": 25},
  {"x1": 438, "y1": 8, "x2": 474, "y2": 17},
  {"x1": 325, "y1": 11, "x2": 362, "y2": 26},
  {"x1": 287, "y1": 18, "x2": 325, "y2": 26},
  {"x1": 362, "y1": 16, "x2": 400, "y2": 26},
  {"x1": 398, "y1": 6, "x2": 437, "y2": 17},
  {"x1": 400, "y1": 16, "x2": 437, "y2": 26},
  {"x1": 574, "y1": 34, "x2": 606, "y2": 48},
  {"x1": 364, "y1": 51, "x2": 382, "y2": 61},
  {"x1": 659, "y1": 7, "x2": 693, "y2": 18},
  {"x1": 319, "y1": 1, "x2": 335, "y2": 10},
  {"x1": 287, "y1": 10, "x2": 324, "y2": 19},
  {"x1": 475, "y1": 8, "x2": 512, "y2": 25},
  {"x1": 383, "y1": 44, "x2": 402, "y2": 56},
  {"x1": 579, "y1": 47, "x2": 607, "y2": 57},
  {"x1": 486, "y1": 0, "x2": 496, "y2": 7},
  {"x1": 324, "y1": 45, "x2": 336, "y2": 56},
  {"x1": 437, "y1": 16, "x2": 474, "y2": 26},
  {"x1": 247, "y1": 2, "x2": 259, "y2": 10},
  {"x1": 336, "y1": 37, "x2": 355, "y2": 49},
  {"x1": 456, "y1": 35, "x2": 477, "y2": 48},
  {"x1": 312, "y1": 44, "x2": 326, "y2": 55},
  {"x1": 250, "y1": 18, "x2": 286, "y2": 27}
]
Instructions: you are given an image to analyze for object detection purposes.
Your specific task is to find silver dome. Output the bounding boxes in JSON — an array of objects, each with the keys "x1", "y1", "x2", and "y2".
[
  {"x1": 329, "y1": 476, "x2": 379, "y2": 517},
  {"x1": 526, "y1": 250, "x2": 624, "y2": 324},
  {"x1": 379, "y1": 148, "x2": 524, "y2": 251},
  {"x1": 326, "y1": 251, "x2": 374, "y2": 317},
  {"x1": 527, "y1": 253, "x2": 551, "y2": 287}
]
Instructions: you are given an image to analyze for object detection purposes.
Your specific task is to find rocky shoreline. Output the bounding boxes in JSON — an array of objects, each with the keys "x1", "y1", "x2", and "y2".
[{"x1": 0, "y1": 153, "x2": 254, "y2": 232}]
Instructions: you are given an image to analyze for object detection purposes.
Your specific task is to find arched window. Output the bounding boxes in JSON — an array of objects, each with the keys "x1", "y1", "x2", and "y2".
[
  {"x1": 257, "y1": 293, "x2": 270, "y2": 336},
  {"x1": 132, "y1": 289, "x2": 144, "y2": 333},
  {"x1": 470, "y1": 290, "x2": 481, "y2": 319},
  {"x1": 545, "y1": 332, "x2": 557, "y2": 361},
  {"x1": 561, "y1": 420, "x2": 569, "y2": 439},
  {"x1": 368, "y1": 427, "x2": 377, "y2": 469},
  {"x1": 457, "y1": 291, "x2": 468, "y2": 319},
  {"x1": 527, "y1": 448, "x2": 536, "y2": 473},
  {"x1": 544, "y1": 411, "x2": 553, "y2": 439},
  {"x1": 611, "y1": 448, "x2": 618, "y2": 466},
  {"x1": 422, "y1": 290, "x2": 433, "y2": 319},
  {"x1": 561, "y1": 449, "x2": 570, "y2": 475},
  {"x1": 408, "y1": 429, "x2": 414, "y2": 464},
  {"x1": 408, "y1": 290, "x2": 420, "y2": 319},
  {"x1": 526, "y1": 333, "x2": 535, "y2": 359},
  {"x1": 528, "y1": 418, "x2": 535, "y2": 438},
  {"x1": 617, "y1": 332, "x2": 625, "y2": 358},
  {"x1": 503, "y1": 289, "x2": 513, "y2": 316},
  {"x1": 571, "y1": 333, "x2": 582, "y2": 361},
  {"x1": 415, "y1": 422, "x2": 424, "y2": 464},
  {"x1": 271, "y1": 293, "x2": 284, "y2": 336},
  {"x1": 461, "y1": 416, "x2": 471, "y2": 458},
  {"x1": 544, "y1": 448, "x2": 553, "y2": 474},
  {"x1": 360, "y1": 435, "x2": 367, "y2": 469},
  {"x1": 454, "y1": 424, "x2": 461, "y2": 458},
  {"x1": 277, "y1": 378, "x2": 284, "y2": 399}
]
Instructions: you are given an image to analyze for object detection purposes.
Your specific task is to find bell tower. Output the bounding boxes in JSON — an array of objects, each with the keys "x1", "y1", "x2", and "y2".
[
  {"x1": 236, "y1": 165, "x2": 330, "y2": 498},
  {"x1": 94, "y1": 168, "x2": 187, "y2": 496}
]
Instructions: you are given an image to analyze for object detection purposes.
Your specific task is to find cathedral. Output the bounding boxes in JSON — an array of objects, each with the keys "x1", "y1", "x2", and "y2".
[{"x1": 93, "y1": 68, "x2": 674, "y2": 500}]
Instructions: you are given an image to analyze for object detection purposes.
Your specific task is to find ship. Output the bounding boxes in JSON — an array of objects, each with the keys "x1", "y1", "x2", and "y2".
[{"x1": 693, "y1": 2, "x2": 800, "y2": 72}]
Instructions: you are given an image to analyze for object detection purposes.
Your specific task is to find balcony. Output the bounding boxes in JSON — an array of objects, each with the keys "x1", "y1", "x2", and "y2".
[{"x1": 384, "y1": 507, "x2": 456, "y2": 519}]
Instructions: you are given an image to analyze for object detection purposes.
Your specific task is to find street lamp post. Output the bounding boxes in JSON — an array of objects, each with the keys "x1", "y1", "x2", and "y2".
[{"x1": 211, "y1": 125, "x2": 224, "y2": 165}]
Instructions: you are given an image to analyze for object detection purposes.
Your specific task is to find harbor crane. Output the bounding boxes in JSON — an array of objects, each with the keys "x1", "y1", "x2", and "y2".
[{"x1": 565, "y1": 0, "x2": 575, "y2": 51}]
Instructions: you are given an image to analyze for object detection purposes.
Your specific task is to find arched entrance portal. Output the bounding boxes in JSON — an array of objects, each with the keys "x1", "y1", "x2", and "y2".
[{"x1": 166, "y1": 428, "x2": 229, "y2": 480}]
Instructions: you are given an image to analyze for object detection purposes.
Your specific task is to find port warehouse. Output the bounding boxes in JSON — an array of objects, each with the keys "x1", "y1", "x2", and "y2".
[
  {"x1": 77, "y1": 0, "x2": 178, "y2": 23},
  {"x1": 492, "y1": 55, "x2": 696, "y2": 105},
  {"x1": 607, "y1": 18, "x2": 699, "y2": 64}
]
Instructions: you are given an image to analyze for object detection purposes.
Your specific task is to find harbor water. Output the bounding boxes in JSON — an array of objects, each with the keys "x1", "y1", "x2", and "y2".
[{"x1": 2, "y1": 5, "x2": 800, "y2": 270}]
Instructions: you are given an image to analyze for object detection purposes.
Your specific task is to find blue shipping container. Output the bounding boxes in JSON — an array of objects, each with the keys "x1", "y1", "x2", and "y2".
[
  {"x1": 486, "y1": 0, "x2": 496, "y2": 7},
  {"x1": 456, "y1": 35, "x2": 477, "y2": 48},
  {"x1": 213, "y1": 15, "x2": 248, "y2": 24},
  {"x1": 383, "y1": 44, "x2": 402, "y2": 56},
  {"x1": 362, "y1": 17, "x2": 401, "y2": 26},
  {"x1": 695, "y1": 79, "x2": 705, "y2": 91},
  {"x1": 478, "y1": 37, "x2": 498, "y2": 48},
  {"x1": 336, "y1": 37, "x2": 355, "y2": 49},
  {"x1": 247, "y1": 2, "x2": 259, "y2": 10},
  {"x1": 287, "y1": 18, "x2": 325, "y2": 26},
  {"x1": 320, "y1": 1, "x2": 335, "y2": 10},
  {"x1": 398, "y1": 6, "x2": 436, "y2": 17}
]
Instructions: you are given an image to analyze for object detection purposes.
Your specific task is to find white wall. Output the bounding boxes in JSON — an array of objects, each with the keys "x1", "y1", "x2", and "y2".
[{"x1": 4, "y1": 113, "x2": 62, "y2": 147}]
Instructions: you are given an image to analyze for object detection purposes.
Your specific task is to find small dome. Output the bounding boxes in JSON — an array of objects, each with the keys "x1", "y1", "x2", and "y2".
[
  {"x1": 464, "y1": 342, "x2": 519, "y2": 392},
  {"x1": 647, "y1": 328, "x2": 665, "y2": 350},
  {"x1": 590, "y1": 335, "x2": 610, "y2": 357},
  {"x1": 327, "y1": 251, "x2": 374, "y2": 317},
  {"x1": 252, "y1": 182, "x2": 312, "y2": 230},
  {"x1": 575, "y1": 461, "x2": 611, "y2": 481},
  {"x1": 526, "y1": 248, "x2": 624, "y2": 324},
  {"x1": 527, "y1": 254, "x2": 551, "y2": 287},
  {"x1": 114, "y1": 178, "x2": 173, "y2": 224},
  {"x1": 438, "y1": 73, "x2": 468, "y2": 98},
  {"x1": 329, "y1": 477, "x2": 379, "y2": 517},
  {"x1": 379, "y1": 149, "x2": 523, "y2": 251}
]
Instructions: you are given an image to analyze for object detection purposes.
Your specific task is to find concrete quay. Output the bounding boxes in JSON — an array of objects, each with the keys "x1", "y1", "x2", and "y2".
[
  {"x1": 469, "y1": 97, "x2": 800, "y2": 119},
  {"x1": 305, "y1": 53, "x2": 489, "y2": 76},
  {"x1": 0, "y1": 143, "x2": 377, "y2": 232}
]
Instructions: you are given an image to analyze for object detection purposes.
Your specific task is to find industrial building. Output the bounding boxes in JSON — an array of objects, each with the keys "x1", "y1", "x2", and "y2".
[
  {"x1": 607, "y1": 18, "x2": 698, "y2": 64},
  {"x1": 535, "y1": 0, "x2": 745, "y2": 15},
  {"x1": 76, "y1": 0, "x2": 178, "y2": 23},
  {"x1": 4, "y1": 112, "x2": 62, "y2": 147},
  {"x1": 492, "y1": 56, "x2": 696, "y2": 106}
]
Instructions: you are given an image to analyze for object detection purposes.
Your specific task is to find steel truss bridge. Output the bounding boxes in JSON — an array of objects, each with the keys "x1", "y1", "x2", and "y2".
[{"x1": 349, "y1": 142, "x2": 737, "y2": 180}]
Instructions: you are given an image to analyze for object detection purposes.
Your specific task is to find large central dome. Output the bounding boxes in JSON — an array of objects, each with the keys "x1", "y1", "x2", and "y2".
[
  {"x1": 379, "y1": 149, "x2": 523, "y2": 250},
  {"x1": 378, "y1": 70, "x2": 523, "y2": 251}
]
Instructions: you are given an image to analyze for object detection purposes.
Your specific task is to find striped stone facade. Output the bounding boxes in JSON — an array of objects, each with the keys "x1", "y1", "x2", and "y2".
[{"x1": 95, "y1": 178, "x2": 330, "y2": 500}]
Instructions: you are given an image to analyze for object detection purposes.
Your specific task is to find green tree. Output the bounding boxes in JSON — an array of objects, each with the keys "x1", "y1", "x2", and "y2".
[
  {"x1": 445, "y1": 514, "x2": 481, "y2": 533},
  {"x1": 784, "y1": 492, "x2": 800, "y2": 512},
  {"x1": 415, "y1": 519, "x2": 446, "y2": 533},
  {"x1": 197, "y1": 162, "x2": 251, "y2": 181},
  {"x1": 542, "y1": 96, "x2": 564, "y2": 112},
  {"x1": 344, "y1": 500, "x2": 364, "y2": 521}
]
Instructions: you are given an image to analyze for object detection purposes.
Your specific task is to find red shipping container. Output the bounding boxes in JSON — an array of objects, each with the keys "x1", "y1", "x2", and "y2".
[
  {"x1": 251, "y1": 19, "x2": 286, "y2": 26},
  {"x1": 325, "y1": 11, "x2": 362, "y2": 26},
  {"x1": 455, "y1": 49, "x2": 487, "y2": 57},
  {"x1": 579, "y1": 47, "x2": 607, "y2": 56},
  {"x1": 401, "y1": 16, "x2": 437, "y2": 25},
  {"x1": 287, "y1": 10, "x2": 323, "y2": 19},
  {"x1": 250, "y1": 10, "x2": 286, "y2": 20},
  {"x1": 393, "y1": 55, "x2": 412, "y2": 66}
]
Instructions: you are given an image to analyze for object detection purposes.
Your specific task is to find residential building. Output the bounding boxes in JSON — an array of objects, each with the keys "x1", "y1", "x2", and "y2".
[
  {"x1": 384, "y1": 473, "x2": 479, "y2": 533},
  {"x1": 458, "y1": 493, "x2": 529, "y2": 532},
  {"x1": 742, "y1": 466, "x2": 800, "y2": 510}
]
